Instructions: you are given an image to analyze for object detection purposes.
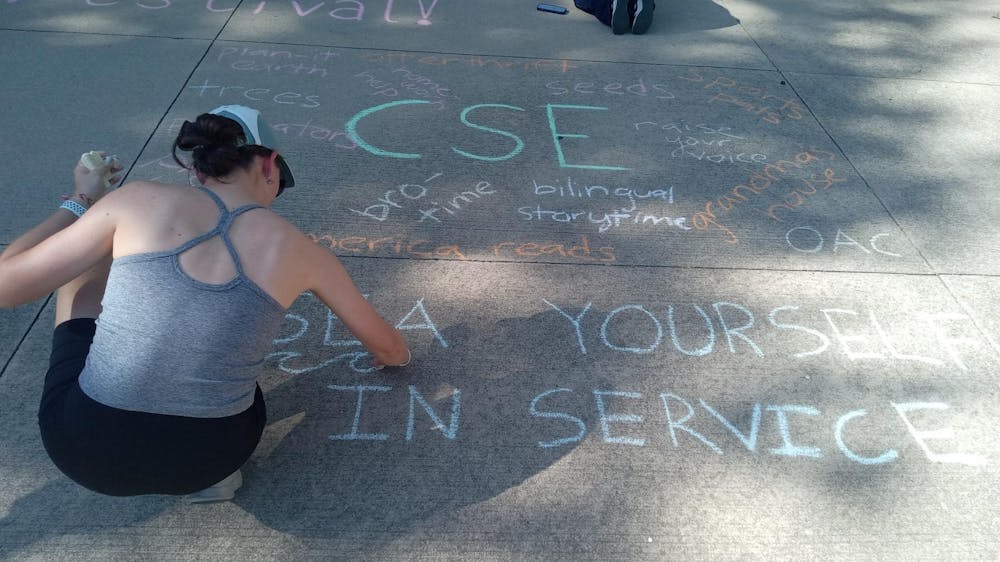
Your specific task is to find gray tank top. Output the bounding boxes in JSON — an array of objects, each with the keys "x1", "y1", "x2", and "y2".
[{"x1": 79, "y1": 186, "x2": 287, "y2": 418}]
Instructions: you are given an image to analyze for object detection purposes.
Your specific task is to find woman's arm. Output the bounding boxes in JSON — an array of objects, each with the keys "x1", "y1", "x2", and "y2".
[
  {"x1": 298, "y1": 236, "x2": 410, "y2": 369},
  {"x1": 0, "y1": 159, "x2": 120, "y2": 308}
]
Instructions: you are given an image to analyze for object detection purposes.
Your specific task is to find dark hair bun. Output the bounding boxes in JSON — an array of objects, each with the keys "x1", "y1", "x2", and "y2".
[{"x1": 171, "y1": 113, "x2": 267, "y2": 179}]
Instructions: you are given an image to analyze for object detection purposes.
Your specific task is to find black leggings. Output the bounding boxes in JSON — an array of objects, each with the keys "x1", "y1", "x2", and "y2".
[
  {"x1": 37, "y1": 318, "x2": 266, "y2": 497},
  {"x1": 575, "y1": 0, "x2": 615, "y2": 26}
]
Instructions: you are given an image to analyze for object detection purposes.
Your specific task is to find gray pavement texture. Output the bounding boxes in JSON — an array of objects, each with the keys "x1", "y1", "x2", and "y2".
[{"x1": 1, "y1": 0, "x2": 999, "y2": 560}]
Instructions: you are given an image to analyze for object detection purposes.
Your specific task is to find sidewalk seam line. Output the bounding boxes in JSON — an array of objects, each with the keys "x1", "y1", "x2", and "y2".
[
  {"x1": 732, "y1": 18, "x2": 940, "y2": 278},
  {"x1": 113, "y1": 1, "x2": 247, "y2": 186},
  {"x1": 0, "y1": 294, "x2": 52, "y2": 382},
  {"x1": 332, "y1": 253, "x2": 1000, "y2": 279}
]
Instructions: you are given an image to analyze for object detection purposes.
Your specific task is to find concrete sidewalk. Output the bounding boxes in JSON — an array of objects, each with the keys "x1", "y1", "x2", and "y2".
[{"x1": 2, "y1": 1, "x2": 999, "y2": 559}]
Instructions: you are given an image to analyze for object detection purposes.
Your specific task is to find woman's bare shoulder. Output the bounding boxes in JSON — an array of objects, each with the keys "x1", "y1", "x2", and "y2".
[
  {"x1": 259, "y1": 210, "x2": 319, "y2": 250},
  {"x1": 101, "y1": 180, "x2": 188, "y2": 208}
]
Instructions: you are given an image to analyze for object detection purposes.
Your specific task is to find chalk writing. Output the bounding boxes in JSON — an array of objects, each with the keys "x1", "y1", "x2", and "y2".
[
  {"x1": 160, "y1": 114, "x2": 357, "y2": 151},
  {"x1": 891, "y1": 402, "x2": 987, "y2": 466},
  {"x1": 522, "y1": 179, "x2": 685, "y2": 233},
  {"x1": 348, "y1": 173, "x2": 442, "y2": 221},
  {"x1": 188, "y1": 79, "x2": 322, "y2": 108},
  {"x1": 310, "y1": 233, "x2": 468, "y2": 260},
  {"x1": 28, "y1": 0, "x2": 445, "y2": 26},
  {"x1": 662, "y1": 394, "x2": 723, "y2": 453},
  {"x1": 542, "y1": 299, "x2": 980, "y2": 369},
  {"x1": 546, "y1": 104, "x2": 628, "y2": 171},
  {"x1": 546, "y1": 78, "x2": 674, "y2": 100},
  {"x1": 308, "y1": 233, "x2": 618, "y2": 263},
  {"x1": 417, "y1": 181, "x2": 496, "y2": 223},
  {"x1": 353, "y1": 69, "x2": 456, "y2": 110},
  {"x1": 677, "y1": 68, "x2": 804, "y2": 125},
  {"x1": 392, "y1": 67, "x2": 457, "y2": 102},
  {"x1": 268, "y1": 294, "x2": 447, "y2": 374},
  {"x1": 362, "y1": 52, "x2": 579, "y2": 73},
  {"x1": 688, "y1": 147, "x2": 839, "y2": 244},
  {"x1": 218, "y1": 46, "x2": 340, "y2": 65},
  {"x1": 228, "y1": 59, "x2": 327, "y2": 78},
  {"x1": 384, "y1": 0, "x2": 439, "y2": 25},
  {"x1": 347, "y1": 174, "x2": 497, "y2": 224},
  {"x1": 532, "y1": 177, "x2": 674, "y2": 204},
  {"x1": 346, "y1": 100, "x2": 625, "y2": 169},
  {"x1": 453, "y1": 104, "x2": 526, "y2": 162},
  {"x1": 78, "y1": 0, "x2": 446, "y2": 25},
  {"x1": 272, "y1": 119, "x2": 356, "y2": 148},
  {"x1": 785, "y1": 226, "x2": 903, "y2": 257},
  {"x1": 491, "y1": 235, "x2": 616, "y2": 262},
  {"x1": 216, "y1": 46, "x2": 338, "y2": 78},
  {"x1": 518, "y1": 206, "x2": 690, "y2": 233},
  {"x1": 530, "y1": 389, "x2": 587, "y2": 448},
  {"x1": 595, "y1": 390, "x2": 646, "y2": 446},
  {"x1": 252, "y1": 0, "x2": 355, "y2": 17},
  {"x1": 83, "y1": 0, "x2": 173, "y2": 8},
  {"x1": 133, "y1": 154, "x2": 189, "y2": 183},
  {"x1": 768, "y1": 405, "x2": 822, "y2": 457},
  {"x1": 766, "y1": 168, "x2": 848, "y2": 222},
  {"x1": 530, "y1": 389, "x2": 987, "y2": 466},
  {"x1": 354, "y1": 70, "x2": 399, "y2": 98},
  {"x1": 634, "y1": 121, "x2": 768, "y2": 165},
  {"x1": 326, "y1": 385, "x2": 461, "y2": 443},
  {"x1": 296, "y1": 379, "x2": 990, "y2": 466},
  {"x1": 328, "y1": 385, "x2": 391, "y2": 440},
  {"x1": 276, "y1": 0, "x2": 359, "y2": 19}
]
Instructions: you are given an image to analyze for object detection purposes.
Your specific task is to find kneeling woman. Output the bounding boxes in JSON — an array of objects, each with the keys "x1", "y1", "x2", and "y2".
[{"x1": 0, "y1": 106, "x2": 410, "y2": 502}]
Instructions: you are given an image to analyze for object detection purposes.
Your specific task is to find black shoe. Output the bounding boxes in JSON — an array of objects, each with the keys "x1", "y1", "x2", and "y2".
[
  {"x1": 632, "y1": 0, "x2": 654, "y2": 34},
  {"x1": 611, "y1": 0, "x2": 629, "y2": 34}
]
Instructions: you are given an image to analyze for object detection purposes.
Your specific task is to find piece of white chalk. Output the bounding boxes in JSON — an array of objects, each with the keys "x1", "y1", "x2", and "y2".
[
  {"x1": 80, "y1": 151, "x2": 108, "y2": 170},
  {"x1": 79, "y1": 151, "x2": 120, "y2": 187}
]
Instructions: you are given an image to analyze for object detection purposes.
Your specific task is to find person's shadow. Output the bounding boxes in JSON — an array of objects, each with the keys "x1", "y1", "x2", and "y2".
[
  {"x1": 232, "y1": 303, "x2": 613, "y2": 547},
  {"x1": 0, "y1": 303, "x2": 612, "y2": 556},
  {"x1": 659, "y1": 0, "x2": 740, "y2": 32},
  {"x1": 0, "y1": 472, "x2": 172, "y2": 556}
]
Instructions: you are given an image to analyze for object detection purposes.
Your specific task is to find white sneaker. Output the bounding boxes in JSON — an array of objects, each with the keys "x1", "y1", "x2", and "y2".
[{"x1": 185, "y1": 469, "x2": 243, "y2": 503}]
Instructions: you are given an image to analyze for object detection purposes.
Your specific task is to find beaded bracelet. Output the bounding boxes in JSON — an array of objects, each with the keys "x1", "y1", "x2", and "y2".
[{"x1": 60, "y1": 199, "x2": 88, "y2": 218}]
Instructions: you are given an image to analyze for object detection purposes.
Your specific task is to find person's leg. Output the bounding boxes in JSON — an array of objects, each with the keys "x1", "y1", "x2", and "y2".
[
  {"x1": 38, "y1": 254, "x2": 111, "y2": 490},
  {"x1": 575, "y1": 0, "x2": 615, "y2": 27},
  {"x1": 632, "y1": 0, "x2": 655, "y2": 34},
  {"x1": 41, "y1": 383, "x2": 267, "y2": 497},
  {"x1": 38, "y1": 318, "x2": 97, "y2": 490},
  {"x1": 54, "y1": 254, "x2": 112, "y2": 326},
  {"x1": 611, "y1": 0, "x2": 630, "y2": 34}
]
